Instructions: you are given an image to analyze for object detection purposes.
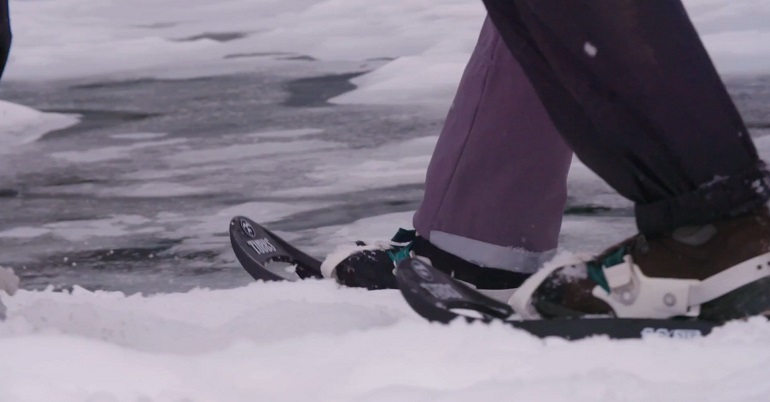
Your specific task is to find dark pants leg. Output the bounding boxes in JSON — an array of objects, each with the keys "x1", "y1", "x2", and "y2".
[
  {"x1": 482, "y1": 0, "x2": 770, "y2": 235},
  {"x1": 0, "y1": 0, "x2": 10, "y2": 79}
]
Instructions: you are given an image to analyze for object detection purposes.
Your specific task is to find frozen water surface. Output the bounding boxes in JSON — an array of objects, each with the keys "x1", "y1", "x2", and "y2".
[{"x1": 0, "y1": 1, "x2": 770, "y2": 401}]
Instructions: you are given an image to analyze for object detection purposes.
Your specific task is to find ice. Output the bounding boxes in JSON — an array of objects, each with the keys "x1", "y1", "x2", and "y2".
[
  {"x1": 0, "y1": 227, "x2": 52, "y2": 239},
  {"x1": 330, "y1": 52, "x2": 475, "y2": 106},
  {"x1": 97, "y1": 182, "x2": 212, "y2": 198},
  {"x1": 0, "y1": 215, "x2": 161, "y2": 242},
  {"x1": 0, "y1": 100, "x2": 79, "y2": 151},
  {"x1": 158, "y1": 201, "x2": 334, "y2": 260},
  {"x1": 273, "y1": 136, "x2": 437, "y2": 197},
  {"x1": 50, "y1": 139, "x2": 188, "y2": 164},
  {"x1": 318, "y1": 211, "x2": 415, "y2": 246},
  {"x1": 683, "y1": 0, "x2": 770, "y2": 73},
  {"x1": 566, "y1": 159, "x2": 631, "y2": 210},
  {"x1": 4, "y1": 0, "x2": 485, "y2": 85},
  {"x1": 165, "y1": 139, "x2": 339, "y2": 166},
  {"x1": 6, "y1": 0, "x2": 766, "y2": 106},
  {"x1": 243, "y1": 128, "x2": 324, "y2": 140},
  {"x1": 185, "y1": 201, "x2": 330, "y2": 236},
  {"x1": 109, "y1": 132, "x2": 169, "y2": 141}
]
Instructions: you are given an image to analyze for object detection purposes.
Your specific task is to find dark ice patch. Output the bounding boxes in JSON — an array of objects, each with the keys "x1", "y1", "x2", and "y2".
[
  {"x1": 40, "y1": 109, "x2": 161, "y2": 140},
  {"x1": 223, "y1": 51, "x2": 292, "y2": 59},
  {"x1": 282, "y1": 71, "x2": 367, "y2": 107},
  {"x1": 280, "y1": 55, "x2": 317, "y2": 62},
  {"x1": 134, "y1": 22, "x2": 179, "y2": 29},
  {"x1": 70, "y1": 76, "x2": 215, "y2": 91},
  {"x1": 176, "y1": 31, "x2": 249, "y2": 43},
  {"x1": 0, "y1": 188, "x2": 19, "y2": 198}
]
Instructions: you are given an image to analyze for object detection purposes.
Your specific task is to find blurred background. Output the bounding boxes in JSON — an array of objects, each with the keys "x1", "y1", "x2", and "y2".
[{"x1": 0, "y1": 0, "x2": 768, "y2": 294}]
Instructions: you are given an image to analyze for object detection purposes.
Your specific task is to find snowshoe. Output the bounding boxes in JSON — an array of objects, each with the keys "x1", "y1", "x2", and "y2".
[
  {"x1": 395, "y1": 257, "x2": 720, "y2": 340},
  {"x1": 229, "y1": 216, "x2": 323, "y2": 281}
]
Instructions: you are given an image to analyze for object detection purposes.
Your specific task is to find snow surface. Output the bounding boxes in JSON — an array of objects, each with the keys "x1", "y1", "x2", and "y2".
[
  {"x1": 2, "y1": 0, "x2": 770, "y2": 400},
  {"x1": 2, "y1": 282, "x2": 770, "y2": 402}
]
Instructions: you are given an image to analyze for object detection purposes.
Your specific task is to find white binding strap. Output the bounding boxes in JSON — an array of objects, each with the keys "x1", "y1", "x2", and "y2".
[
  {"x1": 688, "y1": 252, "x2": 770, "y2": 306},
  {"x1": 593, "y1": 252, "x2": 770, "y2": 319},
  {"x1": 591, "y1": 256, "x2": 700, "y2": 319},
  {"x1": 509, "y1": 251, "x2": 770, "y2": 320},
  {"x1": 509, "y1": 261, "x2": 577, "y2": 319}
]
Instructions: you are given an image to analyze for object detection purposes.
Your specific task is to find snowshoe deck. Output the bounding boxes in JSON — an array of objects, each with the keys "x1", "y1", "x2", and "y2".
[
  {"x1": 395, "y1": 257, "x2": 720, "y2": 340},
  {"x1": 229, "y1": 216, "x2": 323, "y2": 281}
]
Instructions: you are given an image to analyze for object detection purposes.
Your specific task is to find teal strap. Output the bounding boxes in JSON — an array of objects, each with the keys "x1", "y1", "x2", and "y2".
[
  {"x1": 387, "y1": 241, "x2": 414, "y2": 265},
  {"x1": 587, "y1": 247, "x2": 628, "y2": 294},
  {"x1": 587, "y1": 262, "x2": 611, "y2": 293}
]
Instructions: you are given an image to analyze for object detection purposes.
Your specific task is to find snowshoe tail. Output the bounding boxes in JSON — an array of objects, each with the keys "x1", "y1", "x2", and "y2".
[
  {"x1": 229, "y1": 216, "x2": 323, "y2": 281},
  {"x1": 395, "y1": 257, "x2": 721, "y2": 340},
  {"x1": 396, "y1": 257, "x2": 514, "y2": 323}
]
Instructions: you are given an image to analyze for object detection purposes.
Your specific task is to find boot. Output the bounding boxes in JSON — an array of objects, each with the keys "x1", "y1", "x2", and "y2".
[
  {"x1": 323, "y1": 229, "x2": 530, "y2": 296},
  {"x1": 510, "y1": 207, "x2": 770, "y2": 322}
]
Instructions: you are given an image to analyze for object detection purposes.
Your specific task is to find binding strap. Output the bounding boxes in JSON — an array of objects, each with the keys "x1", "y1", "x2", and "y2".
[{"x1": 511, "y1": 252, "x2": 770, "y2": 319}]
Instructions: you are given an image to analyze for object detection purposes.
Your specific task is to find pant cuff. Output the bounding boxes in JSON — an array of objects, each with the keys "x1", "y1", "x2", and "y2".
[{"x1": 635, "y1": 164, "x2": 770, "y2": 235}]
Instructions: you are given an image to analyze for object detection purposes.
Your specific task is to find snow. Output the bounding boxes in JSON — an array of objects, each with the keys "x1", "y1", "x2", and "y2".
[
  {"x1": 0, "y1": 206, "x2": 763, "y2": 401},
  {"x1": 2, "y1": 282, "x2": 770, "y2": 402},
  {"x1": 584, "y1": 42, "x2": 598, "y2": 58},
  {"x1": 0, "y1": 100, "x2": 79, "y2": 151}
]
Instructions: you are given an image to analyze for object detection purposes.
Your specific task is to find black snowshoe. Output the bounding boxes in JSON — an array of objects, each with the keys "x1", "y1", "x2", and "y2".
[{"x1": 395, "y1": 257, "x2": 721, "y2": 340}]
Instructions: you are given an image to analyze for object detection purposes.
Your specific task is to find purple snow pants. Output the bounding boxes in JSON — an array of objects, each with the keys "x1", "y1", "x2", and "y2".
[{"x1": 413, "y1": 17, "x2": 572, "y2": 274}]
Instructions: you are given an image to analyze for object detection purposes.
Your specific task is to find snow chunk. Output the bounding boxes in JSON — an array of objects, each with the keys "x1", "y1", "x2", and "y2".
[
  {"x1": 0, "y1": 100, "x2": 79, "y2": 151},
  {"x1": 584, "y1": 41, "x2": 598, "y2": 57}
]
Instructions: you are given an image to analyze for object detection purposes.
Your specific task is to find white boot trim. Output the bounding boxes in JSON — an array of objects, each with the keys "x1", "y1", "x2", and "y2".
[
  {"x1": 319, "y1": 240, "x2": 410, "y2": 279},
  {"x1": 508, "y1": 261, "x2": 569, "y2": 319}
]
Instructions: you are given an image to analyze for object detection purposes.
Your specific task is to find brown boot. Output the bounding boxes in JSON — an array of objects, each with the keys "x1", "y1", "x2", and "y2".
[{"x1": 510, "y1": 207, "x2": 770, "y2": 323}]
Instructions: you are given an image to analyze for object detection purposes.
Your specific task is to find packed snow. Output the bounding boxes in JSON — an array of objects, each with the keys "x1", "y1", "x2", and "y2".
[
  {"x1": 3, "y1": 283, "x2": 770, "y2": 402},
  {"x1": 2, "y1": 0, "x2": 770, "y2": 401}
]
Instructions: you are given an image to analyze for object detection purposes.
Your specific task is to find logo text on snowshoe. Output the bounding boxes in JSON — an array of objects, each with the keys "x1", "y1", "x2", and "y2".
[
  {"x1": 240, "y1": 220, "x2": 256, "y2": 238},
  {"x1": 412, "y1": 260, "x2": 433, "y2": 281},
  {"x1": 640, "y1": 327, "x2": 702, "y2": 339},
  {"x1": 420, "y1": 283, "x2": 462, "y2": 300},
  {"x1": 247, "y1": 238, "x2": 277, "y2": 255}
]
